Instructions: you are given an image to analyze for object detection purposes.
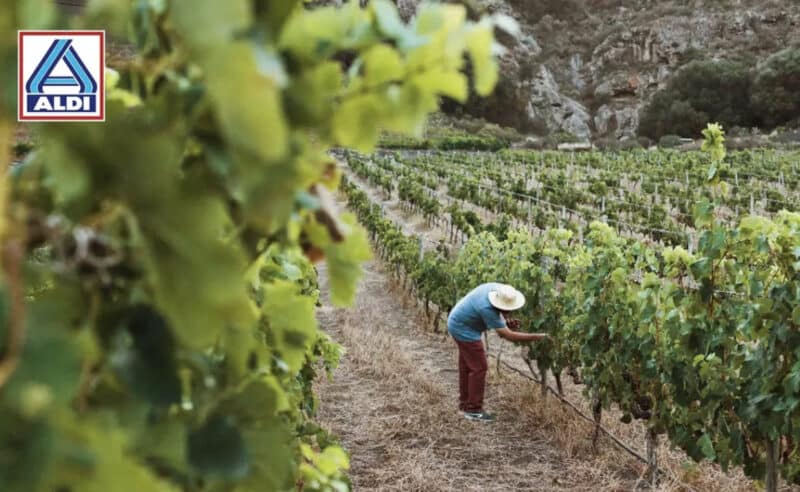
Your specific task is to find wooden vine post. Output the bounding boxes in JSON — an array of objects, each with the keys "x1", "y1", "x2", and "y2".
[
  {"x1": 527, "y1": 197, "x2": 532, "y2": 228},
  {"x1": 539, "y1": 365, "x2": 548, "y2": 398},
  {"x1": 765, "y1": 439, "x2": 779, "y2": 492},
  {"x1": 645, "y1": 428, "x2": 658, "y2": 487},
  {"x1": 553, "y1": 372, "x2": 564, "y2": 397},
  {"x1": 433, "y1": 306, "x2": 443, "y2": 333},
  {"x1": 591, "y1": 393, "x2": 602, "y2": 450}
]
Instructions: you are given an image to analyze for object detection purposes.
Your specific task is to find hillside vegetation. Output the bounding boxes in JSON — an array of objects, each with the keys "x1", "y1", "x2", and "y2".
[{"x1": 435, "y1": 0, "x2": 800, "y2": 141}]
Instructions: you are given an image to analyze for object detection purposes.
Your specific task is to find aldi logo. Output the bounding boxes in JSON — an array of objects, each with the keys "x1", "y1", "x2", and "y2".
[{"x1": 18, "y1": 31, "x2": 105, "y2": 121}]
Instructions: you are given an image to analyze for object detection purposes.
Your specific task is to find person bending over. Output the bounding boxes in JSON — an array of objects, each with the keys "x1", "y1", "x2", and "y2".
[{"x1": 447, "y1": 283, "x2": 548, "y2": 422}]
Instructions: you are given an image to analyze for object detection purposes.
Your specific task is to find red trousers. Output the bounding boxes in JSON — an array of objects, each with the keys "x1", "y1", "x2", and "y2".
[{"x1": 454, "y1": 338, "x2": 488, "y2": 412}]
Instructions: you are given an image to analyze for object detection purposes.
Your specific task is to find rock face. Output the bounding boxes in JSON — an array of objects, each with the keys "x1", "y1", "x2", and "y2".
[
  {"x1": 527, "y1": 66, "x2": 591, "y2": 140},
  {"x1": 459, "y1": 0, "x2": 800, "y2": 140},
  {"x1": 594, "y1": 105, "x2": 639, "y2": 140}
]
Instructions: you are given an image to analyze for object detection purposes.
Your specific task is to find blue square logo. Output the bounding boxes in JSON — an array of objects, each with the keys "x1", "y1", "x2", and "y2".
[{"x1": 18, "y1": 31, "x2": 105, "y2": 121}]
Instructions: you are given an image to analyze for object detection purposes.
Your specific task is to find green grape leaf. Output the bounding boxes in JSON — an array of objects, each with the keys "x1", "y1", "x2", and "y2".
[
  {"x1": 332, "y1": 94, "x2": 382, "y2": 151},
  {"x1": 171, "y1": 1, "x2": 288, "y2": 162},
  {"x1": 170, "y1": 0, "x2": 251, "y2": 46},
  {"x1": 280, "y1": 4, "x2": 369, "y2": 61},
  {"x1": 372, "y1": 0, "x2": 408, "y2": 41},
  {"x1": 187, "y1": 414, "x2": 250, "y2": 481},
  {"x1": 698, "y1": 434, "x2": 716, "y2": 460},
  {"x1": 701, "y1": 123, "x2": 726, "y2": 162},
  {"x1": 133, "y1": 417, "x2": 188, "y2": 476},
  {"x1": 707, "y1": 165, "x2": 718, "y2": 182},
  {"x1": 412, "y1": 69, "x2": 468, "y2": 103},
  {"x1": 261, "y1": 280, "x2": 318, "y2": 374},
  {"x1": 19, "y1": 0, "x2": 55, "y2": 28},
  {"x1": 106, "y1": 305, "x2": 181, "y2": 406},
  {"x1": 285, "y1": 61, "x2": 342, "y2": 125},
  {"x1": 381, "y1": 82, "x2": 438, "y2": 134},
  {"x1": 5, "y1": 286, "x2": 85, "y2": 410},
  {"x1": 217, "y1": 376, "x2": 289, "y2": 422},
  {"x1": 38, "y1": 139, "x2": 90, "y2": 206},
  {"x1": 363, "y1": 44, "x2": 404, "y2": 86},
  {"x1": 254, "y1": 0, "x2": 301, "y2": 34},
  {"x1": 239, "y1": 422, "x2": 294, "y2": 491},
  {"x1": 467, "y1": 24, "x2": 499, "y2": 96},
  {"x1": 203, "y1": 43, "x2": 290, "y2": 162},
  {"x1": 322, "y1": 215, "x2": 373, "y2": 306},
  {"x1": 315, "y1": 445, "x2": 349, "y2": 476},
  {"x1": 0, "y1": 414, "x2": 53, "y2": 492},
  {"x1": 42, "y1": 417, "x2": 180, "y2": 492},
  {"x1": 144, "y1": 193, "x2": 256, "y2": 350},
  {"x1": 693, "y1": 200, "x2": 715, "y2": 228}
]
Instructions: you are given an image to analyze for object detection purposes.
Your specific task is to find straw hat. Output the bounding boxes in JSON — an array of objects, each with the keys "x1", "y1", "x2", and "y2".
[{"x1": 488, "y1": 284, "x2": 525, "y2": 311}]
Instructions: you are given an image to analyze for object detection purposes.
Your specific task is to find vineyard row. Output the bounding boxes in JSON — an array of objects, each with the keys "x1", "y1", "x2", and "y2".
[{"x1": 339, "y1": 145, "x2": 800, "y2": 491}]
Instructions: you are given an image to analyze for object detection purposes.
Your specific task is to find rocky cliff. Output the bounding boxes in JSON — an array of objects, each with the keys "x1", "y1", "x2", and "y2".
[{"x1": 437, "y1": 0, "x2": 800, "y2": 141}]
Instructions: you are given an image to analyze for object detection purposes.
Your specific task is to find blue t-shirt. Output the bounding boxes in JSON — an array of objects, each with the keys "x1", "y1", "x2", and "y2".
[{"x1": 447, "y1": 283, "x2": 507, "y2": 342}]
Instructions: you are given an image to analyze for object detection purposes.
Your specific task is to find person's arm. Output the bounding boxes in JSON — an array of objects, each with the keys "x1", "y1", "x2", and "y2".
[{"x1": 495, "y1": 327, "x2": 549, "y2": 343}]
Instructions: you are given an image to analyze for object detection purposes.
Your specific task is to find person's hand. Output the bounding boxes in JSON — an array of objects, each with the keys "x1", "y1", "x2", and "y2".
[{"x1": 507, "y1": 318, "x2": 521, "y2": 330}]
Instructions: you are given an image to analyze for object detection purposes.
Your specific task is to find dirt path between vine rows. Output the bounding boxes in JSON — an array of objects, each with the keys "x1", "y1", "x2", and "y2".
[{"x1": 315, "y1": 257, "x2": 646, "y2": 491}]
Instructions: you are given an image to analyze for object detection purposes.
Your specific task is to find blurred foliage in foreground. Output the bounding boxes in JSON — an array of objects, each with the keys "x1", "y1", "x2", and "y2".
[{"x1": 0, "y1": 1, "x2": 503, "y2": 491}]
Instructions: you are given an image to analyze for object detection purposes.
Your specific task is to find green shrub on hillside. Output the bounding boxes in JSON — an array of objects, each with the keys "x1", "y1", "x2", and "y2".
[
  {"x1": 642, "y1": 97, "x2": 709, "y2": 139},
  {"x1": 379, "y1": 133, "x2": 432, "y2": 149},
  {"x1": 751, "y1": 47, "x2": 800, "y2": 129},
  {"x1": 639, "y1": 60, "x2": 753, "y2": 139},
  {"x1": 378, "y1": 131, "x2": 509, "y2": 151},
  {"x1": 436, "y1": 134, "x2": 508, "y2": 151}
]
